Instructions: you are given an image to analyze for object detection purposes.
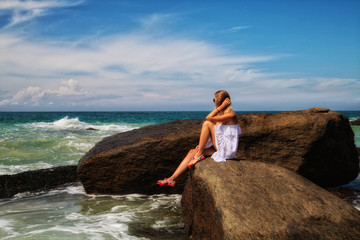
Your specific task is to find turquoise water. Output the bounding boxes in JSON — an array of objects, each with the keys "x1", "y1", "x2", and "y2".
[
  {"x1": 0, "y1": 111, "x2": 359, "y2": 239},
  {"x1": 0, "y1": 112, "x2": 208, "y2": 174}
]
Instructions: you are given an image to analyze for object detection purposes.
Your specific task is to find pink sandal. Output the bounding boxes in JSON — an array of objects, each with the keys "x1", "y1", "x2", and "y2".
[
  {"x1": 156, "y1": 178, "x2": 176, "y2": 187},
  {"x1": 187, "y1": 154, "x2": 205, "y2": 168}
]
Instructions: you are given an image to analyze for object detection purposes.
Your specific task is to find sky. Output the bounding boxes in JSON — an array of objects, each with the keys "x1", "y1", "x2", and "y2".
[{"x1": 0, "y1": 0, "x2": 359, "y2": 111}]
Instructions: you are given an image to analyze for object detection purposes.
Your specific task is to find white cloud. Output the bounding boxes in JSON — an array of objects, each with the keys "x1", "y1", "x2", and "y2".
[
  {"x1": 0, "y1": 0, "x2": 84, "y2": 27},
  {"x1": 57, "y1": 79, "x2": 87, "y2": 96},
  {"x1": 0, "y1": 79, "x2": 88, "y2": 106},
  {"x1": 12, "y1": 86, "x2": 43, "y2": 104},
  {"x1": 0, "y1": 99, "x2": 10, "y2": 106},
  {"x1": 0, "y1": 31, "x2": 274, "y2": 89},
  {"x1": 0, "y1": 30, "x2": 359, "y2": 110}
]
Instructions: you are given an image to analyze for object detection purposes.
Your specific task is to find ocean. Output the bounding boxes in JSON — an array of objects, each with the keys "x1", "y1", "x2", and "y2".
[{"x1": 0, "y1": 111, "x2": 359, "y2": 239}]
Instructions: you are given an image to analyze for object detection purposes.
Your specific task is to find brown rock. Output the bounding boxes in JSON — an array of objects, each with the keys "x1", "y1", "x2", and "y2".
[
  {"x1": 77, "y1": 119, "x2": 203, "y2": 195},
  {"x1": 181, "y1": 160, "x2": 360, "y2": 240},
  {"x1": 86, "y1": 127, "x2": 98, "y2": 131},
  {"x1": 236, "y1": 108, "x2": 359, "y2": 187},
  {"x1": 77, "y1": 108, "x2": 358, "y2": 195}
]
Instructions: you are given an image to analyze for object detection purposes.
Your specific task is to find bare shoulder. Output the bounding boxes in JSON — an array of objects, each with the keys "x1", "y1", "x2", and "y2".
[
  {"x1": 224, "y1": 111, "x2": 238, "y2": 125},
  {"x1": 230, "y1": 111, "x2": 238, "y2": 124}
]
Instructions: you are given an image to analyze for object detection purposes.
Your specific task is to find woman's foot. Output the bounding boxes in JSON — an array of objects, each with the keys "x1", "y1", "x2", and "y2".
[
  {"x1": 156, "y1": 178, "x2": 176, "y2": 187},
  {"x1": 187, "y1": 154, "x2": 205, "y2": 168}
]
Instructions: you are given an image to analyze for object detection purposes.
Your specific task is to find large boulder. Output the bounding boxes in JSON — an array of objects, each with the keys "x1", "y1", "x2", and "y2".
[
  {"x1": 181, "y1": 160, "x2": 360, "y2": 240},
  {"x1": 236, "y1": 108, "x2": 359, "y2": 187},
  {"x1": 77, "y1": 108, "x2": 358, "y2": 195},
  {"x1": 77, "y1": 119, "x2": 203, "y2": 195}
]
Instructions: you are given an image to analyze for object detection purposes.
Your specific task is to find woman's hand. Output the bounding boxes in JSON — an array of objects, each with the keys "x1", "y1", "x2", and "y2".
[
  {"x1": 207, "y1": 98, "x2": 235, "y2": 122},
  {"x1": 219, "y1": 98, "x2": 231, "y2": 109}
]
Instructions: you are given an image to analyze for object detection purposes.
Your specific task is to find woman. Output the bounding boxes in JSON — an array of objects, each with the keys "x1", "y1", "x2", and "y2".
[{"x1": 157, "y1": 90, "x2": 241, "y2": 187}]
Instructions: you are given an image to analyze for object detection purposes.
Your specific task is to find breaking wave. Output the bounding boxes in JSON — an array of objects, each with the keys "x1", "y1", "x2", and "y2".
[{"x1": 23, "y1": 116, "x2": 137, "y2": 132}]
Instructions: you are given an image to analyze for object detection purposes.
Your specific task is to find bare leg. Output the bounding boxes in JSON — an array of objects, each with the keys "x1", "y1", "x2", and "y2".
[
  {"x1": 157, "y1": 121, "x2": 216, "y2": 185},
  {"x1": 157, "y1": 148, "x2": 196, "y2": 185},
  {"x1": 168, "y1": 149, "x2": 196, "y2": 181},
  {"x1": 188, "y1": 121, "x2": 216, "y2": 166},
  {"x1": 157, "y1": 146, "x2": 216, "y2": 185}
]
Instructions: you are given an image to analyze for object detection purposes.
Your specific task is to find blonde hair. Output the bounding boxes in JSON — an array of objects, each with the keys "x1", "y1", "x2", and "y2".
[{"x1": 215, "y1": 90, "x2": 232, "y2": 114}]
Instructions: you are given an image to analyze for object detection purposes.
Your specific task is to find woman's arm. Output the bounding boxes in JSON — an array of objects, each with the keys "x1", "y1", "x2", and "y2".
[
  {"x1": 206, "y1": 111, "x2": 236, "y2": 122},
  {"x1": 206, "y1": 98, "x2": 235, "y2": 122}
]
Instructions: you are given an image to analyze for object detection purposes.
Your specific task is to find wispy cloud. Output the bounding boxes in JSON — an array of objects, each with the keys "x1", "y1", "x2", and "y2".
[
  {"x1": 139, "y1": 13, "x2": 175, "y2": 29},
  {"x1": 0, "y1": 33, "x2": 270, "y2": 81},
  {"x1": 228, "y1": 25, "x2": 250, "y2": 32},
  {"x1": 0, "y1": 30, "x2": 274, "y2": 80},
  {"x1": 0, "y1": 0, "x2": 84, "y2": 27},
  {"x1": 313, "y1": 78, "x2": 359, "y2": 91}
]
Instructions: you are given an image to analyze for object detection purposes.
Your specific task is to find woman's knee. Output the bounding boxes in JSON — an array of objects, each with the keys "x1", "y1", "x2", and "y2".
[
  {"x1": 202, "y1": 121, "x2": 215, "y2": 132},
  {"x1": 202, "y1": 120, "x2": 213, "y2": 128}
]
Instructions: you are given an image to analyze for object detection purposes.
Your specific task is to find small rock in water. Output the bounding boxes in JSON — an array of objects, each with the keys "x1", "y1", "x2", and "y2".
[
  {"x1": 0, "y1": 165, "x2": 78, "y2": 198},
  {"x1": 86, "y1": 128, "x2": 98, "y2": 131},
  {"x1": 350, "y1": 117, "x2": 360, "y2": 125}
]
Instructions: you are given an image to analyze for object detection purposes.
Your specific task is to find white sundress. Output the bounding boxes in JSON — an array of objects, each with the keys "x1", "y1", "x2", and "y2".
[{"x1": 205, "y1": 124, "x2": 242, "y2": 162}]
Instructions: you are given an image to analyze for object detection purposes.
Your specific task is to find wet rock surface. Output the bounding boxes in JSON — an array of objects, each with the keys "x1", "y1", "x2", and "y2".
[{"x1": 0, "y1": 165, "x2": 78, "y2": 198}]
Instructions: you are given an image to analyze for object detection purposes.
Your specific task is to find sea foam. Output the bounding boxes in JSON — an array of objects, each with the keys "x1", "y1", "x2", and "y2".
[
  {"x1": 0, "y1": 219, "x2": 15, "y2": 236},
  {"x1": 0, "y1": 183, "x2": 184, "y2": 240},
  {"x1": 0, "y1": 162, "x2": 54, "y2": 175}
]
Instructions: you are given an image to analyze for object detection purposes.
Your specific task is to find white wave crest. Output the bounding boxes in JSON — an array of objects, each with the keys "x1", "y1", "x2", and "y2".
[
  {"x1": 53, "y1": 116, "x2": 88, "y2": 130},
  {"x1": 0, "y1": 162, "x2": 54, "y2": 175},
  {"x1": 23, "y1": 116, "x2": 137, "y2": 132}
]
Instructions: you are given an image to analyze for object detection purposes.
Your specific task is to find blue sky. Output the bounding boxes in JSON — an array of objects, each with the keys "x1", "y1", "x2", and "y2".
[{"x1": 0, "y1": 0, "x2": 359, "y2": 111}]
